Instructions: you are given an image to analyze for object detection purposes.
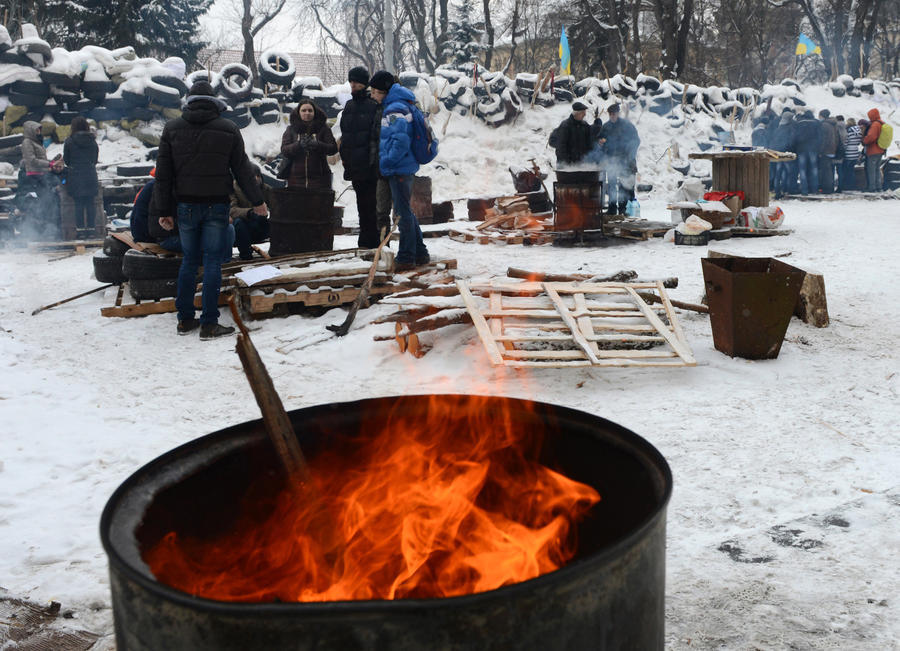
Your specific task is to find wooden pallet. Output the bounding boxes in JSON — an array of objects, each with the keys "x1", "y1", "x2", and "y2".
[
  {"x1": 603, "y1": 219, "x2": 672, "y2": 240},
  {"x1": 449, "y1": 228, "x2": 550, "y2": 246},
  {"x1": 457, "y1": 280, "x2": 696, "y2": 368},
  {"x1": 100, "y1": 283, "x2": 229, "y2": 318}
]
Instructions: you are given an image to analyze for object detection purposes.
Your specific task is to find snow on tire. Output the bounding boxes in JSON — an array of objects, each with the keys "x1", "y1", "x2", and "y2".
[
  {"x1": 123, "y1": 249, "x2": 184, "y2": 281},
  {"x1": 258, "y1": 49, "x2": 295, "y2": 87},
  {"x1": 93, "y1": 251, "x2": 127, "y2": 284},
  {"x1": 186, "y1": 70, "x2": 221, "y2": 93},
  {"x1": 103, "y1": 235, "x2": 131, "y2": 257},
  {"x1": 219, "y1": 63, "x2": 254, "y2": 101}
]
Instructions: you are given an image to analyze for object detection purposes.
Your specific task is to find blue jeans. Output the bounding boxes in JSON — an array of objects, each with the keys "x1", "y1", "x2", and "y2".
[
  {"x1": 797, "y1": 151, "x2": 818, "y2": 195},
  {"x1": 175, "y1": 203, "x2": 229, "y2": 325},
  {"x1": 773, "y1": 162, "x2": 790, "y2": 197},
  {"x1": 233, "y1": 216, "x2": 268, "y2": 260},
  {"x1": 162, "y1": 223, "x2": 234, "y2": 263},
  {"x1": 388, "y1": 175, "x2": 428, "y2": 264},
  {"x1": 865, "y1": 154, "x2": 883, "y2": 192},
  {"x1": 839, "y1": 159, "x2": 856, "y2": 191}
]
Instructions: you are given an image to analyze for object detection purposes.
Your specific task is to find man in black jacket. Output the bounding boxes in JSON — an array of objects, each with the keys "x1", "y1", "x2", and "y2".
[
  {"x1": 549, "y1": 101, "x2": 593, "y2": 167},
  {"x1": 340, "y1": 67, "x2": 381, "y2": 248},
  {"x1": 152, "y1": 81, "x2": 267, "y2": 340}
]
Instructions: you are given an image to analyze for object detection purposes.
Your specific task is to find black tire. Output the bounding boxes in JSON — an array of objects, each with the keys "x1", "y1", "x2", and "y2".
[
  {"x1": 0, "y1": 134, "x2": 24, "y2": 149},
  {"x1": 0, "y1": 50, "x2": 33, "y2": 66},
  {"x1": 17, "y1": 41, "x2": 52, "y2": 65},
  {"x1": 117, "y1": 163, "x2": 155, "y2": 177},
  {"x1": 104, "y1": 235, "x2": 131, "y2": 256},
  {"x1": 219, "y1": 63, "x2": 253, "y2": 101},
  {"x1": 186, "y1": 70, "x2": 221, "y2": 94},
  {"x1": 268, "y1": 91, "x2": 290, "y2": 104},
  {"x1": 145, "y1": 81, "x2": 182, "y2": 108},
  {"x1": 88, "y1": 107, "x2": 124, "y2": 122},
  {"x1": 51, "y1": 110, "x2": 78, "y2": 125},
  {"x1": 51, "y1": 90, "x2": 81, "y2": 108},
  {"x1": 8, "y1": 90, "x2": 49, "y2": 108},
  {"x1": 93, "y1": 251, "x2": 127, "y2": 284},
  {"x1": 225, "y1": 112, "x2": 252, "y2": 128},
  {"x1": 128, "y1": 277, "x2": 178, "y2": 300},
  {"x1": 253, "y1": 111, "x2": 280, "y2": 124},
  {"x1": 129, "y1": 107, "x2": 157, "y2": 121},
  {"x1": 40, "y1": 70, "x2": 80, "y2": 88},
  {"x1": 123, "y1": 249, "x2": 184, "y2": 280},
  {"x1": 71, "y1": 98, "x2": 97, "y2": 113},
  {"x1": 553, "y1": 88, "x2": 574, "y2": 102},
  {"x1": 11, "y1": 80, "x2": 50, "y2": 96},
  {"x1": 104, "y1": 97, "x2": 129, "y2": 110},
  {"x1": 151, "y1": 75, "x2": 188, "y2": 96},
  {"x1": 122, "y1": 89, "x2": 149, "y2": 107},
  {"x1": 258, "y1": 51, "x2": 295, "y2": 86}
]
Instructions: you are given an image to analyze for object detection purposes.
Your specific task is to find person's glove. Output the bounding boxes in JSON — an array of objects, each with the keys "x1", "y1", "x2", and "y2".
[{"x1": 299, "y1": 134, "x2": 312, "y2": 149}]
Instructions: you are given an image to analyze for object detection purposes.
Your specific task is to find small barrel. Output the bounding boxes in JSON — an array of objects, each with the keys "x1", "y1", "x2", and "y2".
[{"x1": 268, "y1": 187, "x2": 334, "y2": 255}]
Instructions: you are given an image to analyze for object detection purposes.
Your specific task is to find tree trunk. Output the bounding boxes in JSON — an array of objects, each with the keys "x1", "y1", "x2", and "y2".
[
  {"x1": 482, "y1": 0, "x2": 494, "y2": 69},
  {"x1": 861, "y1": 0, "x2": 884, "y2": 76},
  {"x1": 241, "y1": 0, "x2": 257, "y2": 85},
  {"x1": 847, "y1": 0, "x2": 873, "y2": 77},
  {"x1": 674, "y1": 0, "x2": 693, "y2": 77}
]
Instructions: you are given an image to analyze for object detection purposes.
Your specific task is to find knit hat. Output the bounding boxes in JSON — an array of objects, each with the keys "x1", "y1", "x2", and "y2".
[
  {"x1": 572, "y1": 101, "x2": 588, "y2": 112},
  {"x1": 608, "y1": 103, "x2": 621, "y2": 114},
  {"x1": 188, "y1": 81, "x2": 216, "y2": 98},
  {"x1": 369, "y1": 70, "x2": 394, "y2": 92},
  {"x1": 348, "y1": 66, "x2": 369, "y2": 86},
  {"x1": 818, "y1": 109, "x2": 830, "y2": 118}
]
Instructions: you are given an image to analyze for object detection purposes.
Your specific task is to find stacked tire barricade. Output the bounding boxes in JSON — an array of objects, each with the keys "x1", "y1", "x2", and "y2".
[{"x1": 92, "y1": 235, "x2": 187, "y2": 301}]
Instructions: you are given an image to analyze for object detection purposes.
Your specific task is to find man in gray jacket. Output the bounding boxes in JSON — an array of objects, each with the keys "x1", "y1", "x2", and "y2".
[{"x1": 818, "y1": 109, "x2": 841, "y2": 194}]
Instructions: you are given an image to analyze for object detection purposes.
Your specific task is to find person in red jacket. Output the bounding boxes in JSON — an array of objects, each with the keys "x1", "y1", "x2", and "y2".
[{"x1": 861, "y1": 108, "x2": 886, "y2": 192}]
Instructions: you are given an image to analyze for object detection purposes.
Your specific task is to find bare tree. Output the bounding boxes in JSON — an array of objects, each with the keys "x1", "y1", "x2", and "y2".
[{"x1": 240, "y1": 0, "x2": 288, "y2": 84}]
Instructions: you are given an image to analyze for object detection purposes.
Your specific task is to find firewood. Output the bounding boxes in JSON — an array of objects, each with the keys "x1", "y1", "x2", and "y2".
[
  {"x1": 387, "y1": 285, "x2": 461, "y2": 299},
  {"x1": 372, "y1": 304, "x2": 453, "y2": 324},
  {"x1": 794, "y1": 271, "x2": 829, "y2": 327},
  {"x1": 395, "y1": 322, "x2": 408, "y2": 353},
  {"x1": 31, "y1": 283, "x2": 115, "y2": 315},
  {"x1": 476, "y1": 213, "x2": 516, "y2": 231},
  {"x1": 635, "y1": 291, "x2": 708, "y2": 314},
  {"x1": 407, "y1": 333, "x2": 432, "y2": 358},
  {"x1": 507, "y1": 267, "x2": 638, "y2": 283},
  {"x1": 374, "y1": 310, "x2": 473, "y2": 340}
]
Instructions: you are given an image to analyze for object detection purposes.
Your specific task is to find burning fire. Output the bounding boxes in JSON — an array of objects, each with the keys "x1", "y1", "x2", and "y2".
[{"x1": 144, "y1": 395, "x2": 600, "y2": 602}]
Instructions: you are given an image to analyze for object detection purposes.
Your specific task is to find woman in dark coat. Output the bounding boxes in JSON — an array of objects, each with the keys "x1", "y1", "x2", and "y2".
[
  {"x1": 63, "y1": 116, "x2": 99, "y2": 228},
  {"x1": 281, "y1": 101, "x2": 337, "y2": 190}
]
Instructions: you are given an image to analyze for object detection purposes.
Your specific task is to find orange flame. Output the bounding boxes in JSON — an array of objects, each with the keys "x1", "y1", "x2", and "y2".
[{"x1": 144, "y1": 396, "x2": 600, "y2": 602}]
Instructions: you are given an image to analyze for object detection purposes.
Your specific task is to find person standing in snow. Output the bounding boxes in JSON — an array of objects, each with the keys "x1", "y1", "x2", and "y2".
[
  {"x1": 62, "y1": 116, "x2": 99, "y2": 229},
  {"x1": 841, "y1": 118, "x2": 862, "y2": 191},
  {"x1": 751, "y1": 116, "x2": 770, "y2": 148},
  {"x1": 281, "y1": 101, "x2": 337, "y2": 190},
  {"x1": 369, "y1": 71, "x2": 395, "y2": 241},
  {"x1": 377, "y1": 75, "x2": 429, "y2": 271},
  {"x1": 861, "y1": 108, "x2": 887, "y2": 192},
  {"x1": 549, "y1": 101, "x2": 594, "y2": 167},
  {"x1": 598, "y1": 104, "x2": 640, "y2": 215},
  {"x1": 17, "y1": 121, "x2": 63, "y2": 236},
  {"x1": 817, "y1": 109, "x2": 840, "y2": 194},
  {"x1": 769, "y1": 112, "x2": 795, "y2": 199},
  {"x1": 792, "y1": 110, "x2": 822, "y2": 195},
  {"x1": 339, "y1": 67, "x2": 381, "y2": 248},
  {"x1": 152, "y1": 80, "x2": 266, "y2": 340}
]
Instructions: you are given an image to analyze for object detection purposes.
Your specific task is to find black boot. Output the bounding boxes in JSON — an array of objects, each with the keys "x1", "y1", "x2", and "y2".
[{"x1": 199, "y1": 323, "x2": 236, "y2": 340}]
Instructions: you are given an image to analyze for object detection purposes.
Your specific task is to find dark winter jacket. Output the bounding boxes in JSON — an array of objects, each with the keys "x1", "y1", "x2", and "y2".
[
  {"x1": 598, "y1": 117, "x2": 640, "y2": 161},
  {"x1": 230, "y1": 179, "x2": 269, "y2": 225},
  {"x1": 791, "y1": 116, "x2": 823, "y2": 154},
  {"x1": 819, "y1": 118, "x2": 842, "y2": 157},
  {"x1": 379, "y1": 84, "x2": 420, "y2": 177},
  {"x1": 20, "y1": 121, "x2": 51, "y2": 174},
  {"x1": 862, "y1": 108, "x2": 886, "y2": 156},
  {"x1": 550, "y1": 115, "x2": 593, "y2": 165},
  {"x1": 131, "y1": 179, "x2": 155, "y2": 243},
  {"x1": 769, "y1": 118, "x2": 794, "y2": 153},
  {"x1": 339, "y1": 89, "x2": 380, "y2": 181},
  {"x1": 281, "y1": 103, "x2": 337, "y2": 189},
  {"x1": 63, "y1": 131, "x2": 99, "y2": 198},
  {"x1": 751, "y1": 124, "x2": 769, "y2": 148},
  {"x1": 151, "y1": 98, "x2": 263, "y2": 221}
]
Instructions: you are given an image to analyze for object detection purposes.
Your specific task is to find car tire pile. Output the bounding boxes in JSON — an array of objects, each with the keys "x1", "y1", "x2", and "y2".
[{"x1": 92, "y1": 236, "x2": 189, "y2": 300}]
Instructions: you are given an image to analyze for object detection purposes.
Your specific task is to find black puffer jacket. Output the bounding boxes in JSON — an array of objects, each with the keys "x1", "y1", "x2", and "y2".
[
  {"x1": 281, "y1": 103, "x2": 338, "y2": 190},
  {"x1": 151, "y1": 98, "x2": 263, "y2": 219},
  {"x1": 339, "y1": 90, "x2": 379, "y2": 181},
  {"x1": 63, "y1": 131, "x2": 99, "y2": 198}
]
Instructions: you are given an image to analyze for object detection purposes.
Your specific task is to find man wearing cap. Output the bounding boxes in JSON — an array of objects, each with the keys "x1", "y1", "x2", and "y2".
[
  {"x1": 598, "y1": 104, "x2": 640, "y2": 215},
  {"x1": 549, "y1": 101, "x2": 593, "y2": 167},
  {"x1": 340, "y1": 67, "x2": 381, "y2": 248},
  {"x1": 369, "y1": 70, "x2": 396, "y2": 240},
  {"x1": 817, "y1": 109, "x2": 841, "y2": 193},
  {"x1": 152, "y1": 80, "x2": 267, "y2": 340}
]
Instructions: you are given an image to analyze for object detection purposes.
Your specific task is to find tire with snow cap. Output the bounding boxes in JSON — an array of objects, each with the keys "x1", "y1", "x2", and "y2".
[
  {"x1": 186, "y1": 70, "x2": 221, "y2": 94},
  {"x1": 0, "y1": 134, "x2": 24, "y2": 149},
  {"x1": 11, "y1": 80, "x2": 50, "y2": 96},
  {"x1": 258, "y1": 50, "x2": 295, "y2": 87},
  {"x1": 40, "y1": 70, "x2": 80, "y2": 88},
  {"x1": 219, "y1": 63, "x2": 253, "y2": 101},
  {"x1": 145, "y1": 80, "x2": 182, "y2": 108},
  {"x1": 103, "y1": 235, "x2": 131, "y2": 257},
  {"x1": 93, "y1": 251, "x2": 127, "y2": 284},
  {"x1": 8, "y1": 90, "x2": 49, "y2": 108}
]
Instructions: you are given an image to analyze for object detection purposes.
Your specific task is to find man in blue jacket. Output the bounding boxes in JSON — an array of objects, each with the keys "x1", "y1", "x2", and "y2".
[
  {"x1": 792, "y1": 110, "x2": 822, "y2": 195},
  {"x1": 598, "y1": 104, "x2": 640, "y2": 215},
  {"x1": 378, "y1": 76, "x2": 429, "y2": 271}
]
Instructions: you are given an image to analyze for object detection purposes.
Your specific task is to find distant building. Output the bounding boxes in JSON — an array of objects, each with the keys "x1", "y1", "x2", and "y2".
[{"x1": 196, "y1": 49, "x2": 354, "y2": 86}]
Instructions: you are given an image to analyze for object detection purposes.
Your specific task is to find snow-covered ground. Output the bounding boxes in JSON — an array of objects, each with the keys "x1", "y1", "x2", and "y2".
[{"x1": 1, "y1": 95, "x2": 899, "y2": 649}]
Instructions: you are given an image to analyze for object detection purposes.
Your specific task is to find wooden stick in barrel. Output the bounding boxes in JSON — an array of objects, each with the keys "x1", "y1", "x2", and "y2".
[
  {"x1": 326, "y1": 216, "x2": 399, "y2": 336},
  {"x1": 228, "y1": 296, "x2": 311, "y2": 483}
]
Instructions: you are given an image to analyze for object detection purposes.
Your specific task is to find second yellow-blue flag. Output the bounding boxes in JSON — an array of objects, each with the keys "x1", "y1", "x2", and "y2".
[{"x1": 560, "y1": 26, "x2": 571, "y2": 75}]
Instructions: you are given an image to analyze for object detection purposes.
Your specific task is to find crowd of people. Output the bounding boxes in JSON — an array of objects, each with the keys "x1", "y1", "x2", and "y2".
[{"x1": 753, "y1": 107, "x2": 890, "y2": 196}]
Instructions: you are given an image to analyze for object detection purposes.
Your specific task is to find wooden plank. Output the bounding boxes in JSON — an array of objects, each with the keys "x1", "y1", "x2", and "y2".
[
  {"x1": 101, "y1": 290, "x2": 229, "y2": 318},
  {"x1": 573, "y1": 292, "x2": 601, "y2": 356},
  {"x1": 621, "y1": 286, "x2": 696, "y2": 365},
  {"x1": 504, "y1": 348, "x2": 677, "y2": 360},
  {"x1": 543, "y1": 284, "x2": 601, "y2": 365},
  {"x1": 654, "y1": 280, "x2": 688, "y2": 345},
  {"x1": 489, "y1": 289, "x2": 515, "y2": 351},
  {"x1": 456, "y1": 280, "x2": 506, "y2": 366}
]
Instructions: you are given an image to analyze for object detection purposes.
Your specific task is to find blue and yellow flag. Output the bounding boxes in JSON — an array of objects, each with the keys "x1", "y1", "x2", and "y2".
[
  {"x1": 795, "y1": 34, "x2": 821, "y2": 56},
  {"x1": 559, "y1": 26, "x2": 571, "y2": 75}
]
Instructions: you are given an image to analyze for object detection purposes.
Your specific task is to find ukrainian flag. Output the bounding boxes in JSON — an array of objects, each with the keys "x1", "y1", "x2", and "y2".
[
  {"x1": 795, "y1": 34, "x2": 821, "y2": 56},
  {"x1": 559, "y1": 26, "x2": 571, "y2": 75}
]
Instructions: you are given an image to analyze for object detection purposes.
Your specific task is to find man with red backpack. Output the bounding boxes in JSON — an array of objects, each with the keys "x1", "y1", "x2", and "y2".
[{"x1": 861, "y1": 108, "x2": 890, "y2": 192}]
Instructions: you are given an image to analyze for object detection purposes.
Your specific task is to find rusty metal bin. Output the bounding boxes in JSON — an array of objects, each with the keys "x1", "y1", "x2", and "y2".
[
  {"x1": 701, "y1": 257, "x2": 805, "y2": 359},
  {"x1": 268, "y1": 187, "x2": 334, "y2": 256}
]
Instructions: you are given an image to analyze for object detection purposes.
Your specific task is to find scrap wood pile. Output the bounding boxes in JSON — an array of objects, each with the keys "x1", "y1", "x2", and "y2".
[{"x1": 374, "y1": 267, "x2": 704, "y2": 366}]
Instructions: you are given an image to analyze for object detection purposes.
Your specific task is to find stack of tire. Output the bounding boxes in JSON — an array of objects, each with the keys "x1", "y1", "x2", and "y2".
[{"x1": 122, "y1": 249, "x2": 184, "y2": 300}]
